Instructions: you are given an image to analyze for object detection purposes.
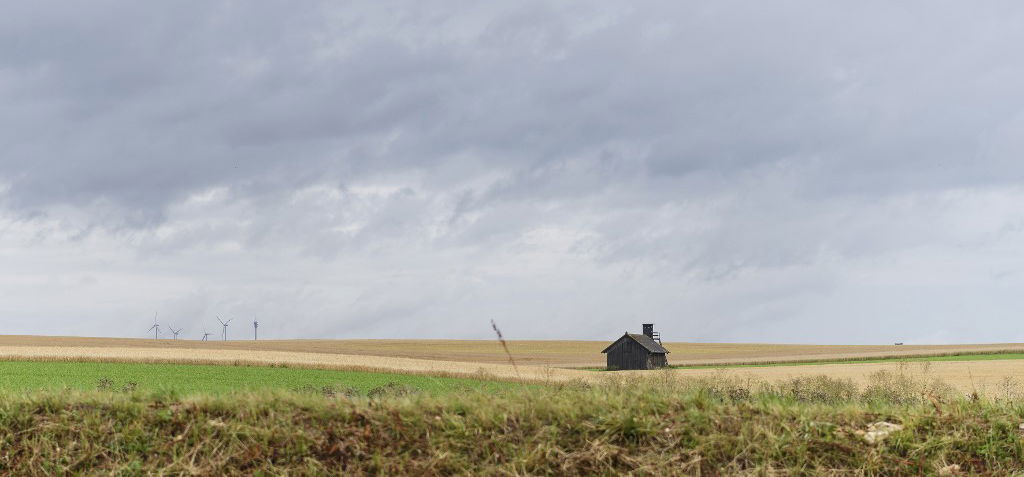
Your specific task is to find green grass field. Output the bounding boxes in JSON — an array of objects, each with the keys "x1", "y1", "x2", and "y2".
[
  {"x1": 668, "y1": 351, "x2": 1024, "y2": 369},
  {"x1": 0, "y1": 361, "x2": 520, "y2": 395}
]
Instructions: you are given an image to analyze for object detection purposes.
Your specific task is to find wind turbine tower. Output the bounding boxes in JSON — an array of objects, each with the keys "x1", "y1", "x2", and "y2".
[
  {"x1": 253, "y1": 318, "x2": 258, "y2": 341},
  {"x1": 170, "y1": 327, "x2": 182, "y2": 340},
  {"x1": 217, "y1": 317, "x2": 232, "y2": 341},
  {"x1": 147, "y1": 312, "x2": 160, "y2": 340},
  {"x1": 201, "y1": 330, "x2": 212, "y2": 341}
]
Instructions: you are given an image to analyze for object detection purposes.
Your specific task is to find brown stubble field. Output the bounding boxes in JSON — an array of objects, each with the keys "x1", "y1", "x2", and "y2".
[
  {"x1": 6, "y1": 335, "x2": 1024, "y2": 364},
  {"x1": 0, "y1": 335, "x2": 1022, "y2": 367},
  {"x1": 2, "y1": 333, "x2": 1024, "y2": 366}
]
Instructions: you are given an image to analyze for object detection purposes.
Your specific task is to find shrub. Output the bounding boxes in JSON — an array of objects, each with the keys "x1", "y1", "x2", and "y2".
[
  {"x1": 776, "y1": 375, "x2": 859, "y2": 404},
  {"x1": 860, "y1": 369, "x2": 955, "y2": 405},
  {"x1": 96, "y1": 377, "x2": 114, "y2": 391},
  {"x1": 367, "y1": 382, "x2": 419, "y2": 399},
  {"x1": 295, "y1": 384, "x2": 360, "y2": 398}
]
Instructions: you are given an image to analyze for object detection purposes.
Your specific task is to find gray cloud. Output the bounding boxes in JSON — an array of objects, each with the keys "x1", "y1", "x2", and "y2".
[{"x1": 2, "y1": 1, "x2": 1024, "y2": 343}]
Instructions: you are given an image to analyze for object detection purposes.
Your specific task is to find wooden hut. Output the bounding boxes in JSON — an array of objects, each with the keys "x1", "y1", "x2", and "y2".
[{"x1": 601, "y1": 324, "x2": 669, "y2": 370}]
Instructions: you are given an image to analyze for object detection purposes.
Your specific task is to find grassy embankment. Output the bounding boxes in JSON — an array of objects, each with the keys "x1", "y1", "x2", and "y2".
[
  {"x1": 3, "y1": 370, "x2": 1024, "y2": 475},
  {"x1": 0, "y1": 361, "x2": 519, "y2": 395}
]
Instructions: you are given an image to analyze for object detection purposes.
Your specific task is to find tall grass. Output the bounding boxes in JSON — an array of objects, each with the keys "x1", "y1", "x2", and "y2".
[{"x1": 4, "y1": 371, "x2": 1024, "y2": 475}]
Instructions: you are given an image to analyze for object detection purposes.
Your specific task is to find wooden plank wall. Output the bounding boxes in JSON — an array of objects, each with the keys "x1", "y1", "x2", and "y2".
[{"x1": 606, "y1": 339, "x2": 650, "y2": 370}]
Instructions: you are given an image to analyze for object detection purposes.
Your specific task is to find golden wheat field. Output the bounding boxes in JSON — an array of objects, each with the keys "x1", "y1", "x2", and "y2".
[{"x1": 1, "y1": 335, "x2": 1024, "y2": 392}]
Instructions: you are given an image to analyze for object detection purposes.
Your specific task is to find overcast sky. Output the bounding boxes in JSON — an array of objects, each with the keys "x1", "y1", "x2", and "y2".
[{"x1": 3, "y1": 2, "x2": 1024, "y2": 343}]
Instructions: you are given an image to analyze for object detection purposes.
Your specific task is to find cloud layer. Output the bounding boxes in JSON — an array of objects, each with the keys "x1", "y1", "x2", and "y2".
[{"x1": 3, "y1": 1, "x2": 1024, "y2": 343}]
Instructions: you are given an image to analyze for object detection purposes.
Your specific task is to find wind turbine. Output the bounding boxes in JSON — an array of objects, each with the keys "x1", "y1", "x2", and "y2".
[
  {"x1": 201, "y1": 329, "x2": 212, "y2": 341},
  {"x1": 253, "y1": 318, "x2": 258, "y2": 341},
  {"x1": 217, "y1": 316, "x2": 232, "y2": 341},
  {"x1": 169, "y1": 326, "x2": 182, "y2": 340},
  {"x1": 147, "y1": 312, "x2": 160, "y2": 340}
]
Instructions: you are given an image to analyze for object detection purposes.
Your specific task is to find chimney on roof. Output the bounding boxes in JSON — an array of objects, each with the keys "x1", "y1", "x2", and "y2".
[
  {"x1": 642, "y1": 324, "x2": 654, "y2": 338},
  {"x1": 642, "y1": 323, "x2": 662, "y2": 343}
]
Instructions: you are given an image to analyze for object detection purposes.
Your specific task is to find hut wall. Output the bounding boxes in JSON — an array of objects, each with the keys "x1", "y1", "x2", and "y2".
[
  {"x1": 606, "y1": 339, "x2": 652, "y2": 370},
  {"x1": 649, "y1": 353, "x2": 668, "y2": 369}
]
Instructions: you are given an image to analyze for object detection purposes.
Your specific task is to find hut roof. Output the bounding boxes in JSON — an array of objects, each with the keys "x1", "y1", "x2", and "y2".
[{"x1": 601, "y1": 333, "x2": 669, "y2": 354}]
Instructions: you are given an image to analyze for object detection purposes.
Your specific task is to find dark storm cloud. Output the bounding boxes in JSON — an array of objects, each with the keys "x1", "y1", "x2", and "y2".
[{"x1": 5, "y1": 1, "x2": 1024, "y2": 216}]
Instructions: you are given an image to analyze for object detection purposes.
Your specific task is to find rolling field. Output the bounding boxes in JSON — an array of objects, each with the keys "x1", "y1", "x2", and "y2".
[
  {"x1": 658, "y1": 360, "x2": 1024, "y2": 393},
  {"x1": 3, "y1": 336, "x2": 1024, "y2": 473},
  {"x1": 671, "y1": 352, "x2": 1024, "y2": 369},
  {"x1": 2, "y1": 334, "x2": 1023, "y2": 367},
  {"x1": 0, "y1": 361, "x2": 520, "y2": 395},
  {"x1": 0, "y1": 335, "x2": 1024, "y2": 392}
]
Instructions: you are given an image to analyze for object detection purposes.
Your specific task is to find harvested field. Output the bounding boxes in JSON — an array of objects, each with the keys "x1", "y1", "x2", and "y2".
[
  {"x1": 2, "y1": 335, "x2": 1023, "y2": 367},
  {"x1": 661, "y1": 343, "x2": 1024, "y2": 366},
  {"x1": 2, "y1": 343, "x2": 1024, "y2": 393},
  {"x1": 653, "y1": 360, "x2": 1024, "y2": 394},
  {"x1": 2, "y1": 336, "x2": 1024, "y2": 393}
]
